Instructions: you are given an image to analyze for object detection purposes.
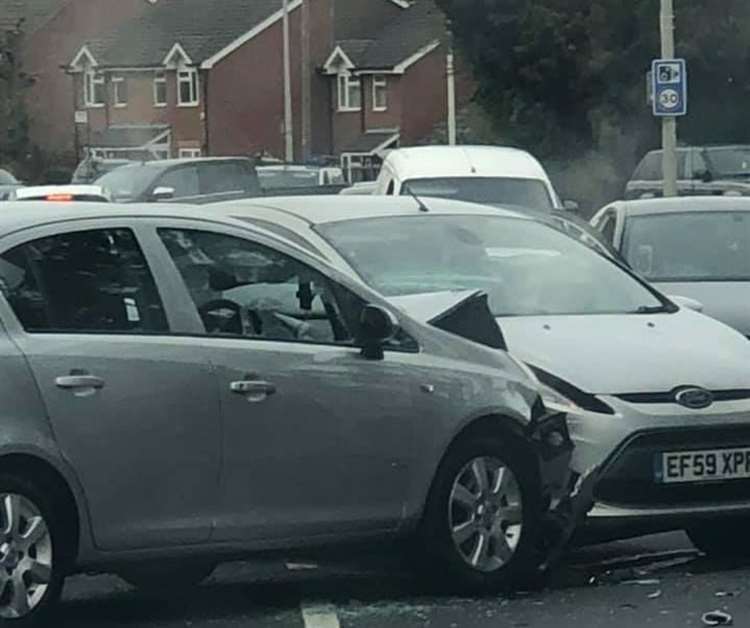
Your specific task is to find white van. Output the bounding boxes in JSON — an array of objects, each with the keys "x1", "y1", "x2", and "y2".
[{"x1": 374, "y1": 145, "x2": 564, "y2": 211}]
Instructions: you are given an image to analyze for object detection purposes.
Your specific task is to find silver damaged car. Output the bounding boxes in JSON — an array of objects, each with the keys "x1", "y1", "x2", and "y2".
[{"x1": 0, "y1": 203, "x2": 576, "y2": 624}]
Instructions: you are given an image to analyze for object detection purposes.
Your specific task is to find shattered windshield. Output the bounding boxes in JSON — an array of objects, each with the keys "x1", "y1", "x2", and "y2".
[{"x1": 319, "y1": 215, "x2": 665, "y2": 316}]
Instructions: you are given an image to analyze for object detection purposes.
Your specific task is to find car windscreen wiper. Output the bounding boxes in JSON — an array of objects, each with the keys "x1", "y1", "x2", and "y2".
[{"x1": 631, "y1": 305, "x2": 670, "y2": 314}]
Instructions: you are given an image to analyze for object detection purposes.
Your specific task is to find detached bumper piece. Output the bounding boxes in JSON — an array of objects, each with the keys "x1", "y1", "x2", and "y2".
[{"x1": 526, "y1": 410, "x2": 598, "y2": 572}]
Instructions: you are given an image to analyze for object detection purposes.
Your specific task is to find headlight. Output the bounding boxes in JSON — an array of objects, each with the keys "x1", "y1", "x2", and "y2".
[{"x1": 538, "y1": 383, "x2": 582, "y2": 415}]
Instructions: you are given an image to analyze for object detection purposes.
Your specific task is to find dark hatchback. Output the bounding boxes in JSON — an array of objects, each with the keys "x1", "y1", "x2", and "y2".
[{"x1": 96, "y1": 157, "x2": 262, "y2": 204}]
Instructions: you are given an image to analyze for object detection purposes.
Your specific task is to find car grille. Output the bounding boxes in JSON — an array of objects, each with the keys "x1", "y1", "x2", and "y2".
[
  {"x1": 616, "y1": 390, "x2": 750, "y2": 404},
  {"x1": 595, "y1": 426, "x2": 750, "y2": 507}
]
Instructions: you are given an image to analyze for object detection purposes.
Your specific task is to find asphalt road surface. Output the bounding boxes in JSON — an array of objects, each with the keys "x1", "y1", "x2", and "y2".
[{"x1": 54, "y1": 532, "x2": 747, "y2": 628}]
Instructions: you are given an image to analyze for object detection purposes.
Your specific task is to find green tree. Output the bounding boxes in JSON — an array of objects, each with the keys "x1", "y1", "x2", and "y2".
[
  {"x1": 0, "y1": 19, "x2": 34, "y2": 174},
  {"x1": 438, "y1": 0, "x2": 750, "y2": 207}
]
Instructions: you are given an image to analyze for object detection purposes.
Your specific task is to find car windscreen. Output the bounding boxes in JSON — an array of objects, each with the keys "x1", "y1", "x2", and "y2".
[
  {"x1": 96, "y1": 165, "x2": 156, "y2": 201},
  {"x1": 0, "y1": 170, "x2": 17, "y2": 185},
  {"x1": 705, "y1": 147, "x2": 750, "y2": 178},
  {"x1": 401, "y1": 177, "x2": 554, "y2": 211},
  {"x1": 622, "y1": 211, "x2": 750, "y2": 282},
  {"x1": 258, "y1": 170, "x2": 319, "y2": 190},
  {"x1": 317, "y1": 215, "x2": 666, "y2": 317}
]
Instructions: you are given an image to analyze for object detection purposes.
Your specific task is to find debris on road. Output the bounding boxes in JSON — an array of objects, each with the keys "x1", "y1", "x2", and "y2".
[
  {"x1": 647, "y1": 589, "x2": 662, "y2": 599},
  {"x1": 286, "y1": 562, "x2": 319, "y2": 571},
  {"x1": 701, "y1": 610, "x2": 733, "y2": 626},
  {"x1": 715, "y1": 591, "x2": 736, "y2": 598},
  {"x1": 621, "y1": 578, "x2": 661, "y2": 586}
]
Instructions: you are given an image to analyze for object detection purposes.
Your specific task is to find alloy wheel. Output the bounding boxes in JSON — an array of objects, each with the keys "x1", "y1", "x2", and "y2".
[
  {"x1": 0, "y1": 493, "x2": 53, "y2": 619},
  {"x1": 448, "y1": 456, "x2": 523, "y2": 573}
]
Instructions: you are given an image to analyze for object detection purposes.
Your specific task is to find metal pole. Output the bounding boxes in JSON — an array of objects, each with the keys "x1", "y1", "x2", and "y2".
[
  {"x1": 446, "y1": 25, "x2": 457, "y2": 145},
  {"x1": 300, "y1": 0, "x2": 312, "y2": 162},
  {"x1": 661, "y1": 0, "x2": 677, "y2": 197},
  {"x1": 282, "y1": 0, "x2": 294, "y2": 162}
]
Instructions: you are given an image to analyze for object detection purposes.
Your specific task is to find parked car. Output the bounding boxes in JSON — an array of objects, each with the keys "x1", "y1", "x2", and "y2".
[
  {"x1": 258, "y1": 164, "x2": 346, "y2": 193},
  {"x1": 0, "y1": 201, "x2": 578, "y2": 623},
  {"x1": 9, "y1": 185, "x2": 111, "y2": 202},
  {"x1": 626, "y1": 145, "x2": 750, "y2": 200},
  {"x1": 0, "y1": 169, "x2": 23, "y2": 201},
  {"x1": 591, "y1": 197, "x2": 750, "y2": 336},
  {"x1": 373, "y1": 146, "x2": 570, "y2": 212},
  {"x1": 95, "y1": 157, "x2": 262, "y2": 205},
  {"x1": 71, "y1": 158, "x2": 134, "y2": 184},
  {"x1": 217, "y1": 195, "x2": 750, "y2": 551}
]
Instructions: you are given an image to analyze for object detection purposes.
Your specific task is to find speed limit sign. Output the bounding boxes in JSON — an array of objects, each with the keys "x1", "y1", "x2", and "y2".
[{"x1": 652, "y1": 59, "x2": 687, "y2": 116}]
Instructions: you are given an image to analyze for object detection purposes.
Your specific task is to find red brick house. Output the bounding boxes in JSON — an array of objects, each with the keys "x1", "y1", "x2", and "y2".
[
  {"x1": 1, "y1": 0, "x2": 148, "y2": 160},
  {"x1": 65, "y1": 0, "x2": 472, "y2": 178}
]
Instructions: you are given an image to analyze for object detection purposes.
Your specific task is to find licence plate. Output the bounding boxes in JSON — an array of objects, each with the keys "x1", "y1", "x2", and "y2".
[{"x1": 657, "y1": 448, "x2": 750, "y2": 484}]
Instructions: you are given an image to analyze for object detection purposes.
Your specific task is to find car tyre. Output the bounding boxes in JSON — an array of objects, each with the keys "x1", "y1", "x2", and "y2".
[
  {"x1": 420, "y1": 435, "x2": 543, "y2": 593},
  {"x1": 118, "y1": 560, "x2": 216, "y2": 593},
  {"x1": 0, "y1": 473, "x2": 66, "y2": 626},
  {"x1": 687, "y1": 519, "x2": 750, "y2": 559}
]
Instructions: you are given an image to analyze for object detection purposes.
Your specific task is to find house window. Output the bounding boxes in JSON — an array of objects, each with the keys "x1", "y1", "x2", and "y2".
[
  {"x1": 337, "y1": 72, "x2": 361, "y2": 111},
  {"x1": 177, "y1": 68, "x2": 199, "y2": 106},
  {"x1": 154, "y1": 71, "x2": 167, "y2": 107},
  {"x1": 84, "y1": 71, "x2": 105, "y2": 107},
  {"x1": 372, "y1": 75, "x2": 388, "y2": 111},
  {"x1": 112, "y1": 76, "x2": 128, "y2": 107},
  {"x1": 178, "y1": 148, "x2": 202, "y2": 159}
]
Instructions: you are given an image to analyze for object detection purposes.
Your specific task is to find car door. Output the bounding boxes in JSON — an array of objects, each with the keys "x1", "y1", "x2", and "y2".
[
  {"x1": 155, "y1": 224, "x2": 421, "y2": 542},
  {"x1": 149, "y1": 165, "x2": 200, "y2": 202},
  {"x1": 197, "y1": 161, "x2": 260, "y2": 204},
  {"x1": 0, "y1": 221, "x2": 221, "y2": 551}
]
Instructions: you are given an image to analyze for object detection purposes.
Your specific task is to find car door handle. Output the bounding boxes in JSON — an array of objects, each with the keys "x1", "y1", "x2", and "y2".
[
  {"x1": 55, "y1": 375, "x2": 105, "y2": 390},
  {"x1": 230, "y1": 380, "x2": 276, "y2": 396}
]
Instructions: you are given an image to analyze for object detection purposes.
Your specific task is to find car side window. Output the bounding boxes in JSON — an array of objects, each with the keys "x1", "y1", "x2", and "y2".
[
  {"x1": 0, "y1": 229, "x2": 168, "y2": 333},
  {"x1": 158, "y1": 228, "x2": 357, "y2": 345},
  {"x1": 634, "y1": 153, "x2": 661, "y2": 180},
  {"x1": 157, "y1": 166, "x2": 199, "y2": 198},
  {"x1": 200, "y1": 163, "x2": 247, "y2": 195},
  {"x1": 386, "y1": 180, "x2": 395, "y2": 195}
]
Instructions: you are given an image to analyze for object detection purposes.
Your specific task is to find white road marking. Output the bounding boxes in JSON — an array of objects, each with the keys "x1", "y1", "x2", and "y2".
[{"x1": 301, "y1": 602, "x2": 341, "y2": 628}]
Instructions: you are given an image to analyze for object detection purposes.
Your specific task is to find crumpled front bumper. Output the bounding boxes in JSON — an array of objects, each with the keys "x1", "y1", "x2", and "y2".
[{"x1": 525, "y1": 409, "x2": 599, "y2": 570}]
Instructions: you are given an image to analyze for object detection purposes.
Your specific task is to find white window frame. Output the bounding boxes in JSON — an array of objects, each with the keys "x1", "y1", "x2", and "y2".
[
  {"x1": 177, "y1": 68, "x2": 199, "y2": 107},
  {"x1": 337, "y1": 72, "x2": 361, "y2": 112},
  {"x1": 153, "y1": 71, "x2": 167, "y2": 107},
  {"x1": 178, "y1": 148, "x2": 202, "y2": 159},
  {"x1": 372, "y1": 75, "x2": 388, "y2": 112},
  {"x1": 112, "y1": 76, "x2": 127, "y2": 108},
  {"x1": 84, "y1": 70, "x2": 105, "y2": 108}
]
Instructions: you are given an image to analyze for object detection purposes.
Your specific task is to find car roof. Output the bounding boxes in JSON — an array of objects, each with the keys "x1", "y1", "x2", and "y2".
[
  {"x1": 219, "y1": 195, "x2": 527, "y2": 225},
  {"x1": 614, "y1": 196, "x2": 750, "y2": 216},
  {"x1": 0, "y1": 202, "x2": 257, "y2": 236},
  {"x1": 644, "y1": 145, "x2": 750, "y2": 155},
  {"x1": 383, "y1": 145, "x2": 549, "y2": 181}
]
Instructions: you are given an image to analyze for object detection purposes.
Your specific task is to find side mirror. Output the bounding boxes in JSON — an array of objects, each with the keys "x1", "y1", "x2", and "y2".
[
  {"x1": 359, "y1": 304, "x2": 397, "y2": 360},
  {"x1": 562, "y1": 200, "x2": 580, "y2": 212},
  {"x1": 669, "y1": 295, "x2": 704, "y2": 313},
  {"x1": 152, "y1": 186, "x2": 175, "y2": 201}
]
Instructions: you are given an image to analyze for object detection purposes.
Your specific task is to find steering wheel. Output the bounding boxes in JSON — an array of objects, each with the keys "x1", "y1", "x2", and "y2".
[{"x1": 198, "y1": 299, "x2": 249, "y2": 335}]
